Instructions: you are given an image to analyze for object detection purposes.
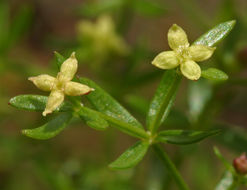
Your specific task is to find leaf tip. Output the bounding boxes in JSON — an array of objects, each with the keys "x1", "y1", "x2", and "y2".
[
  {"x1": 108, "y1": 163, "x2": 129, "y2": 170},
  {"x1": 21, "y1": 129, "x2": 28, "y2": 135},
  {"x1": 228, "y1": 20, "x2": 236, "y2": 26}
]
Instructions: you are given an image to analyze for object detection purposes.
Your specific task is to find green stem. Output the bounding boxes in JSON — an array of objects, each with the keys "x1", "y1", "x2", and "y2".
[
  {"x1": 72, "y1": 99, "x2": 149, "y2": 139},
  {"x1": 99, "y1": 112, "x2": 149, "y2": 139},
  {"x1": 152, "y1": 144, "x2": 190, "y2": 190}
]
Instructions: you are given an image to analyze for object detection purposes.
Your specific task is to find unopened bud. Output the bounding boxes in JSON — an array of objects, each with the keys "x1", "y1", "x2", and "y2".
[{"x1": 233, "y1": 153, "x2": 247, "y2": 175}]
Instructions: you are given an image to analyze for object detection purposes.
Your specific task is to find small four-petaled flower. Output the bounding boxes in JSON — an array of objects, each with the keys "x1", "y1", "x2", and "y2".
[
  {"x1": 29, "y1": 52, "x2": 94, "y2": 116},
  {"x1": 152, "y1": 24, "x2": 216, "y2": 80}
]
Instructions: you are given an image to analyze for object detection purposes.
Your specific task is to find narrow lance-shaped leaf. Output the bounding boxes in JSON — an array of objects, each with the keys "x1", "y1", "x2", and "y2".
[
  {"x1": 54, "y1": 51, "x2": 66, "y2": 70},
  {"x1": 194, "y1": 20, "x2": 236, "y2": 47},
  {"x1": 146, "y1": 70, "x2": 181, "y2": 134},
  {"x1": 79, "y1": 78, "x2": 144, "y2": 129},
  {"x1": 109, "y1": 141, "x2": 149, "y2": 170},
  {"x1": 9, "y1": 95, "x2": 71, "y2": 112},
  {"x1": 77, "y1": 106, "x2": 109, "y2": 130},
  {"x1": 99, "y1": 113, "x2": 148, "y2": 139},
  {"x1": 22, "y1": 113, "x2": 73, "y2": 140},
  {"x1": 156, "y1": 130, "x2": 220, "y2": 145},
  {"x1": 201, "y1": 68, "x2": 229, "y2": 82}
]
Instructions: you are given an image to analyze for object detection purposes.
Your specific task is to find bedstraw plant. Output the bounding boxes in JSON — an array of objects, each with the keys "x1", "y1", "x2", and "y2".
[{"x1": 9, "y1": 20, "x2": 243, "y2": 190}]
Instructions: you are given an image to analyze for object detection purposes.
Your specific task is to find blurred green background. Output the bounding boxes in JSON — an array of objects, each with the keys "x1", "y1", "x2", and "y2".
[{"x1": 1, "y1": 0, "x2": 247, "y2": 189}]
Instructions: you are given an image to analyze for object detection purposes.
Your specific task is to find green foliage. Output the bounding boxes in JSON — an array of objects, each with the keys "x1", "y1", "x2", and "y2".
[
  {"x1": 54, "y1": 51, "x2": 66, "y2": 69},
  {"x1": 79, "y1": 78, "x2": 144, "y2": 129},
  {"x1": 194, "y1": 20, "x2": 236, "y2": 47},
  {"x1": 5, "y1": 1, "x2": 239, "y2": 187},
  {"x1": 22, "y1": 113, "x2": 73, "y2": 140},
  {"x1": 109, "y1": 141, "x2": 149, "y2": 169},
  {"x1": 156, "y1": 130, "x2": 220, "y2": 145},
  {"x1": 9, "y1": 95, "x2": 71, "y2": 112},
  {"x1": 201, "y1": 68, "x2": 229, "y2": 82},
  {"x1": 147, "y1": 70, "x2": 181, "y2": 134},
  {"x1": 77, "y1": 106, "x2": 109, "y2": 130}
]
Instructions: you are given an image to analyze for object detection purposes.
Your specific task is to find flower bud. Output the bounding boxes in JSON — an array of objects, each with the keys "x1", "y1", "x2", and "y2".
[{"x1": 233, "y1": 153, "x2": 247, "y2": 175}]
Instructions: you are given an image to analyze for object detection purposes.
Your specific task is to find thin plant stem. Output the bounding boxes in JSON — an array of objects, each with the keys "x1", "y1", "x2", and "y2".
[{"x1": 152, "y1": 144, "x2": 190, "y2": 190}]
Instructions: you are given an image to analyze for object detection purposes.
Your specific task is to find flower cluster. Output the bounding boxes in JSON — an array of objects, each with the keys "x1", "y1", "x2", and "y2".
[
  {"x1": 152, "y1": 24, "x2": 216, "y2": 80},
  {"x1": 29, "y1": 53, "x2": 94, "y2": 116},
  {"x1": 77, "y1": 15, "x2": 129, "y2": 56}
]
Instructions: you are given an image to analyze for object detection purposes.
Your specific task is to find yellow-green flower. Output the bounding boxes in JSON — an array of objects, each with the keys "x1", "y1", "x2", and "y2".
[
  {"x1": 29, "y1": 52, "x2": 94, "y2": 116},
  {"x1": 152, "y1": 24, "x2": 216, "y2": 80},
  {"x1": 77, "y1": 14, "x2": 129, "y2": 56}
]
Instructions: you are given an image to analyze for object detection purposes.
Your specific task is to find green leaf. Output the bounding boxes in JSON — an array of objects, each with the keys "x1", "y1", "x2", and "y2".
[
  {"x1": 22, "y1": 113, "x2": 72, "y2": 140},
  {"x1": 109, "y1": 141, "x2": 149, "y2": 169},
  {"x1": 194, "y1": 20, "x2": 236, "y2": 47},
  {"x1": 131, "y1": 0, "x2": 166, "y2": 17},
  {"x1": 9, "y1": 95, "x2": 71, "y2": 112},
  {"x1": 77, "y1": 106, "x2": 109, "y2": 130},
  {"x1": 156, "y1": 130, "x2": 220, "y2": 145},
  {"x1": 188, "y1": 79, "x2": 212, "y2": 121},
  {"x1": 54, "y1": 51, "x2": 66, "y2": 70},
  {"x1": 79, "y1": 78, "x2": 143, "y2": 129},
  {"x1": 146, "y1": 70, "x2": 181, "y2": 134},
  {"x1": 79, "y1": 78, "x2": 148, "y2": 139},
  {"x1": 201, "y1": 68, "x2": 229, "y2": 82}
]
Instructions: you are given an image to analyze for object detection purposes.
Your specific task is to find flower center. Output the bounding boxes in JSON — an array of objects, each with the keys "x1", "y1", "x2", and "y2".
[{"x1": 175, "y1": 46, "x2": 191, "y2": 63}]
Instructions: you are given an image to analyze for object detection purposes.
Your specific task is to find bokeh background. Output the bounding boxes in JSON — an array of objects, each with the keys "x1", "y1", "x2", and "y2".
[{"x1": 1, "y1": 0, "x2": 247, "y2": 189}]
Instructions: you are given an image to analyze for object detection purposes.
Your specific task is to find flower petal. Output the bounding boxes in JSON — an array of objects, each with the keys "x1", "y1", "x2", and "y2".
[
  {"x1": 168, "y1": 24, "x2": 189, "y2": 50},
  {"x1": 189, "y1": 45, "x2": 216, "y2": 62},
  {"x1": 180, "y1": 60, "x2": 201, "y2": 80},
  {"x1": 65, "y1": 81, "x2": 94, "y2": 96},
  {"x1": 58, "y1": 52, "x2": 78, "y2": 82},
  {"x1": 77, "y1": 21, "x2": 95, "y2": 38},
  {"x1": 97, "y1": 15, "x2": 114, "y2": 35},
  {"x1": 151, "y1": 51, "x2": 179, "y2": 69},
  {"x1": 43, "y1": 90, "x2": 64, "y2": 116},
  {"x1": 28, "y1": 74, "x2": 56, "y2": 91}
]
